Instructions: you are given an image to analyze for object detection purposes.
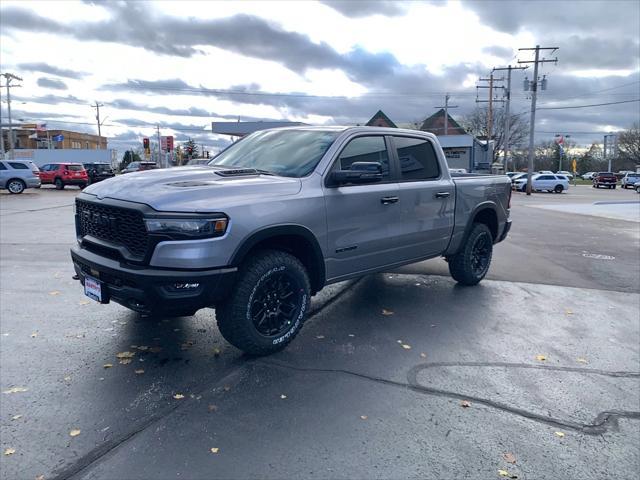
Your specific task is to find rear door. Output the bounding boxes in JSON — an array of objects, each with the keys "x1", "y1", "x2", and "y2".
[
  {"x1": 388, "y1": 135, "x2": 455, "y2": 261},
  {"x1": 0, "y1": 162, "x2": 8, "y2": 187},
  {"x1": 39, "y1": 164, "x2": 53, "y2": 183},
  {"x1": 323, "y1": 135, "x2": 400, "y2": 279}
]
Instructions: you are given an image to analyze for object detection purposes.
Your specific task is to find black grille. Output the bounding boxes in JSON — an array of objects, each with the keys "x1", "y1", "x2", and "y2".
[{"x1": 76, "y1": 199, "x2": 148, "y2": 257}]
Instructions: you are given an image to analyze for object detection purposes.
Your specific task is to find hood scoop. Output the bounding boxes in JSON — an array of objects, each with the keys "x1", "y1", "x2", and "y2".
[
  {"x1": 166, "y1": 181, "x2": 213, "y2": 187},
  {"x1": 215, "y1": 168, "x2": 260, "y2": 177}
]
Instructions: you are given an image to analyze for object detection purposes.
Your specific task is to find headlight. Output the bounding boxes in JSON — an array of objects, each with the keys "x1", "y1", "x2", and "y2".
[{"x1": 144, "y1": 217, "x2": 228, "y2": 238}]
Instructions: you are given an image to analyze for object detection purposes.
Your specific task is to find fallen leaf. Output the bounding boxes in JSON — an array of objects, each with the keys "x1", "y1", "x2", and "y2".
[
  {"x1": 11, "y1": 415, "x2": 22, "y2": 420},
  {"x1": 223, "y1": 385, "x2": 231, "y2": 392},
  {"x1": 555, "y1": 431, "x2": 565, "y2": 438},
  {"x1": 103, "y1": 364, "x2": 113, "y2": 369},
  {"x1": 136, "y1": 346, "x2": 149, "y2": 351},
  {"x1": 460, "y1": 400, "x2": 471, "y2": 408},
  {"x1": 3, "y1": 448, "x2": 15, "y2": 456},
  {"x1": 173, "y1": 394, "x2": 185, "y2": 399},
  {"x1": 49, "y1": 290, "x2": 60, "y2": 296},
  {"x1": 208, "y1": 404, "x2": 218, "y2": 412},
  {"x1": 115, "y1": 351, "x2": 136, "y2": 359},
  {"x1": 180, "y1": 341, "x2": 194, "y2": 350},
  {"x1": 420, "y1": 353, "x2": 427, "y2": 358},
  {"x1": 212, "y1": 348, "x2": 221, "y2": 357},
  {"x1": 134, "y1": 369, "x2": 145, "y2": 375},
  {"x1": 280, "y1": 394, "x2": 287, "y2": 399},
  {"x1": 401, "y1": 344, "x2": 411, "y2": 350},
  {"x1": 503, "y1": 452, "x2": 516, "y2": 464},
  {"x1": 63, "y1": 376, "x2": 71, "y2": 382},
  {"x1": 381, "y1": 309, "x2": 394, "y2": 316},
  {"x1": 119, "y1": 359, "x2": 132, "y2": 365},
  {"x1": 210, "y1": 447, "x2": 219, "y2": 454},
  {"x1": 36, "y1": 475, "x2": 45, "y2": 480},
  {"x1": 535, "y1": 354, "x2": 547, "y2": 362},
  {"x1": 498, "y1": 470, "x2": 509, "y2": 477},
  {"x1": 78, "y1": 300, "x2": 90, "y2": 306},
  {"x1": 3, "y1": 387, "x2": 28, "y2": 394},
  {"x1": 173, "y1": 328, "x2": 180, "y2": 332},
  {"x1": 360, "y1": 415, "x2": 368, "y2": 420},
  {"x1": 30, "y1": 332, "x2": 38, "y2": 338},
  {"x1": 348, "y1": 334, "x2": 355, "y2": 337},
  {"x1": 576, "y1": 357, "x2": 588, "y2": 364},
  {"x1": 315, "y1": 335, "x2": 325, "y2": 339},
  {"x1": 149, "y1": 346, "x2": 162, "y2": 353},
  {"x1": 565, "y1": 309, "x2": 573, "y2": 315},
  {"x1": 396, "y1": 340, "x2": 403, "y2": 344},
  {"x1": 69, "y1": 429, "x2": 81, "y2": 437}
]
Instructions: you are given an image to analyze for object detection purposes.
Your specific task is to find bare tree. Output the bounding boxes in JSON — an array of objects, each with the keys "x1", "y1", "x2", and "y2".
[
  {"x1": 617, "y1": 123, "x2": 640, "y2": 169},
  {"x1": 461, "y1": 106, "x2": 529, "y2": 163}
]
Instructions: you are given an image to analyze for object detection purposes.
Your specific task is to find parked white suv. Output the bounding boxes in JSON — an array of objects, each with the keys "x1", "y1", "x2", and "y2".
[
  {"x1": 513, "y1": 174, "x2": 569, "y2": 193},
  {"x1": 0, "y1": 160, "x2": 41, "y2": 194}
]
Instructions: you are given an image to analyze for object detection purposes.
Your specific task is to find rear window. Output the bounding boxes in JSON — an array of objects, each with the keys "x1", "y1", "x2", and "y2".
[
  {"x1": 67, "y1": 165, "x2": 85, "y2": 171},
  {"x1": 9, "y1": 162, "x2": 29, "y2": 170}
]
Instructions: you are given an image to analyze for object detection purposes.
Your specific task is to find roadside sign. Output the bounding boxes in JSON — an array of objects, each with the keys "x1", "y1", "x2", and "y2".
[
  {"x1": 572, "y1": 159, "x2": 577, "y2": 173},
  {"x1": 52, "y1": 134, "x2": 64, "y2": 142},
  {"x1": 161, "y1": 135, "x2": 174, "y2": 152}
]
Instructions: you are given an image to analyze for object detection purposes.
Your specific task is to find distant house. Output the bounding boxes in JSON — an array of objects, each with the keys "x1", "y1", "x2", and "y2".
[
  {"x1": 365, "y1": 110, "x2": 397, "y2": 128},
  {"x1": 420, "y1": 109, "x2": 466, "y2": 136}
]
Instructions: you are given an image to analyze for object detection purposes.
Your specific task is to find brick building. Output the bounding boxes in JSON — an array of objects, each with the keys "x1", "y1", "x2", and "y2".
[
  {"x1": 420, "y1": 109, "x2": 467, "y2": 136},
  {"x1": 365, "y1": 110, "x2": 397, "y2": 128},
  {"x1": 2, "y1": 128, "x2": 107, "y2": 150}
]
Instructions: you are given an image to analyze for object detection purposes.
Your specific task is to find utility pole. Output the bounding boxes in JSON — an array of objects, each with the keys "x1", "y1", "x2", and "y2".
[
  {"x1": 518, "y1": 45, "x2": 558, "y2": 195},
  {"x1": 604, "y1": 133, "x2": 617, "y2": 172},
  {"x1": 91, "y1": 101, "x2": 104, "y2": 149},
  {"x1": 0, "y1": 85, "x2": 4, "y2": 156},
  {"x1": 476, "y1": 73, "x2": 504, "y2": 143},
  {"x1": 156, "y1": 125, "x2": 162, "y2": 168},
  {"x1": 435, "y1": 93, "x2": 458, "y2": 135},
  {"x1": 1, "y1": 73, "x2": 23, "y2": 159},
  {"x1": 492, "y1": 65, "x2": 528, "y2": 170}
]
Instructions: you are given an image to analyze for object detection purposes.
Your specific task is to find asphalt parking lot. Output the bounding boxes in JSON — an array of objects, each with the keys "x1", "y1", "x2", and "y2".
[{"x1": 1, "y1": 185, "x2": 639, "y2": 480}]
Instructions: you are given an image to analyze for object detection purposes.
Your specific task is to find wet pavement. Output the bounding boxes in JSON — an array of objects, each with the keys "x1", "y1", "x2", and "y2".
[{"x1": 1, "y1": 186, "x2": 639, "y2": 479}]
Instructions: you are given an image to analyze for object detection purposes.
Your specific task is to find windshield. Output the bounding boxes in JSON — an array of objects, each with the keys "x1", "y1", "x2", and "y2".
[
  {"x1": 209, "y1": 129, "x2": 339, "y2": 177},
  {"x1": 94, "y1": 164, "x2": 112, "y2": 172}
]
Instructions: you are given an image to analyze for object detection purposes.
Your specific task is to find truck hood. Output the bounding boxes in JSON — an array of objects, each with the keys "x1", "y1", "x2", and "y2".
[{"x1": 83, "y1": 166, "x2": 302, "y2": 212}]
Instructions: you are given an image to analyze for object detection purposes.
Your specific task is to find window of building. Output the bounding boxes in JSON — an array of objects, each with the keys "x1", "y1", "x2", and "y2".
[
  {"x1": 393, "y1": 136, "x2": 440, "y2": 181},
  {"x1": 337, "y1": 136, "x2": 390, "y2": 179}
]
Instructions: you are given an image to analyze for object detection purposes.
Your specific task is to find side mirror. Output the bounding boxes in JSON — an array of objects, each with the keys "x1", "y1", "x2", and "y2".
[{"x1": 331, "y1": 162, "x2": 383, "y2": 186}]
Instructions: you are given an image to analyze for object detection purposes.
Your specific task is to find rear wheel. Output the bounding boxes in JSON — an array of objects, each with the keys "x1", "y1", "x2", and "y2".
[
  {"x1": 448, "y1": 223, "x2": 493, "y2": 286},
  {"x1": 216, "y1": 250, "x2": 310, "y2": 356},
  {"x1": 7, "y1": 179, "x2": 25, "y2": 194},
  {"x1": 54, "y1": 178, "x2": 64, "y2": 190},
  {"x1": 554, "y1": 184, "x2": 564, "y2": 193}
]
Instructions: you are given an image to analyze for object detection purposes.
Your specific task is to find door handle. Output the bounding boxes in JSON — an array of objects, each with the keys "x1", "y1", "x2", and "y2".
[
  {"x1": 435, "y1": 192, "x2": 451, "y2": 199},
  {"x1": 380, "y1": 196, "x2": 399, "y2": 205}
]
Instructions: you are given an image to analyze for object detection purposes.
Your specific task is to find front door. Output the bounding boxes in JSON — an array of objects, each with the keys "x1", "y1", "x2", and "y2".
[{"x1": 323, "y1": 135, "x2": 400, "y2": 280}]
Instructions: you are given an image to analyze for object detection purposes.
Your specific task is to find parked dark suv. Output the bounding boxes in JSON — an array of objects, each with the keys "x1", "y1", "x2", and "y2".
[
  {"x1": 121, "y1": 161, "x2": 157, "y2": 174},
  {"x1": 83, "y1": 162, "x2": 115, "y2": 185},
  {"x1": 593, "y1": 172, "x2": 617, "y2": 189}
]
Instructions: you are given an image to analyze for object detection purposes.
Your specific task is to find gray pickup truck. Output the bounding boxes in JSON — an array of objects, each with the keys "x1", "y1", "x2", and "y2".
[{"x1": 71, "y1": 126, "x2": 511, "y2": 355}]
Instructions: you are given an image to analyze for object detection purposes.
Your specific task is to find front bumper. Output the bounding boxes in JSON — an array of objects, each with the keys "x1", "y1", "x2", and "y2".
[{"x1": 71, "y1": 245, "x2": 237, "y2": 315}]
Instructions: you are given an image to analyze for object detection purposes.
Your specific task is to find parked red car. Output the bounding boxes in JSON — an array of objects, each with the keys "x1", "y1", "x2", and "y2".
[
  {"x1": 39, "y1": 163, "x2": 88, "y2": 189},
  {"x1": 592, "y1": 172, "x2": 617, "y2": 189}
]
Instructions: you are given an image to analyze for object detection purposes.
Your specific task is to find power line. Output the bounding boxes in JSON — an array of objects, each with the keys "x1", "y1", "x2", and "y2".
[{"x1": 538, "y1": 98, "x2": 640, "y2": 110}]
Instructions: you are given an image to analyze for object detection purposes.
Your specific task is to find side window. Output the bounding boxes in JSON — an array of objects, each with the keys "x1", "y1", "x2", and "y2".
[
  {"x1": 393, "y1": 137, "x2": 440, "y2": 181},
  {"x1": 539, "y1": 175, "x2": 552, "y2": 180},
  {"x1": 9, "y1": 162, "x2": 29, "y2": 170},
  {"x1": 337, "y1": 136, "x2": 390, "y2": 179},
  {"x1": 0, "y1": 162, "x2": 7, "y2": 170}
]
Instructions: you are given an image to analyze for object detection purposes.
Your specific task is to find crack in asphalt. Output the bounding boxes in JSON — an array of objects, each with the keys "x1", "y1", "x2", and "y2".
[{"x1": 259, "y1": 359, "x2": 640, "y2": 435}]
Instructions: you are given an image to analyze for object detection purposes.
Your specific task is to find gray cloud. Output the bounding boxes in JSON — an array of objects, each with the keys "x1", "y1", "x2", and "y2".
[
  {"x1": 13, "y1": 93, "x2": 87, "y2": 105},
  {"x1": 319, "y1": 0, "x2": 408, "y2": 17},
  {"x1": 482, "y1": 45, "x2": 514, "y2": 60},
  {"x1": 551, "y1": 36, "x2": 640, "y2": 70},
  {"x1": 17, "y1": 62, "x2": 87, "y2": 79},
  {"x1": 37, "y1": 77, "x2": 68, "y2": 90}
]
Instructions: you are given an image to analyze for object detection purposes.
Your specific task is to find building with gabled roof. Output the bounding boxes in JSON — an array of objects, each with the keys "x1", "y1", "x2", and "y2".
[
  {"x1": 420, "y1": 108, "x2": 466, "y2": 136},
  {"x1": 365, "y1": 110, "x2": 397, "y2": 128}
]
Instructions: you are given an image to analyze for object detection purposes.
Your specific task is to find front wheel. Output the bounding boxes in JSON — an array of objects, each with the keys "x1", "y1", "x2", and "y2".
[
  {"x1": 7, "y1": 179, "x2": 25, "y2": 194},
  {"x1": 216, "y1": 250, "x2": 311, "y2": 356},
  {"x1": 448, "y1": 223, "x2": 493, "y2": 286}
]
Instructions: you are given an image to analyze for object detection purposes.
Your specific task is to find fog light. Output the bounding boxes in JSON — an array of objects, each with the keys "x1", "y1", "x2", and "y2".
[{"x1": 173, "y1": 283, "x2": 200, "y2": 290}]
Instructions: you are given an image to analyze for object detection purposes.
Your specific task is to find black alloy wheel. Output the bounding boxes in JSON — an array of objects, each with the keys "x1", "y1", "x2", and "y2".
[{"x1": 250, "y1": 271, "x2": 304, "y2": 337}]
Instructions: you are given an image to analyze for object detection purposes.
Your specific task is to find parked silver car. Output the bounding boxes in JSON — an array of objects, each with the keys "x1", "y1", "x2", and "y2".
[{"x1": 0, "y1": 160, "x2": 41, "y2": 194}]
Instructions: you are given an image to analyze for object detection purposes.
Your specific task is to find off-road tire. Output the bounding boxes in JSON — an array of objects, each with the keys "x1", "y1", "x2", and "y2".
[
  {"x1": 216, "y1": 250, "x2": 311, "y2": 356},
  {"x1": 7, "y1": 179, "x2": 25, "y2": 194},
  {"x1": 448, "y1": 223, "x2": 493, "y2": 286},
  {"x1": 54, "y1": 178, "x2": 64, "y2": 190}
]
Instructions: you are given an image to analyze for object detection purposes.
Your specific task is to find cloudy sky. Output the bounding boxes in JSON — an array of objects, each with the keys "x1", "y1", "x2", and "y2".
[{"x1": 1, "y1": 0, "x2": 638, "y2": 154}]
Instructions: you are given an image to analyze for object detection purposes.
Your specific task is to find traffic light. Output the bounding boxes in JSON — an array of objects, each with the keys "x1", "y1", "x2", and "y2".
[
  {"x1": 206, "y1": 150, "x2": 209, "y2": 158},
  {"x1": 143, "y1": 138, "x2": 149, "y2": 149},
  {"x1": 186, "y1": 146, "x2": 193, "y2": 157}
]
